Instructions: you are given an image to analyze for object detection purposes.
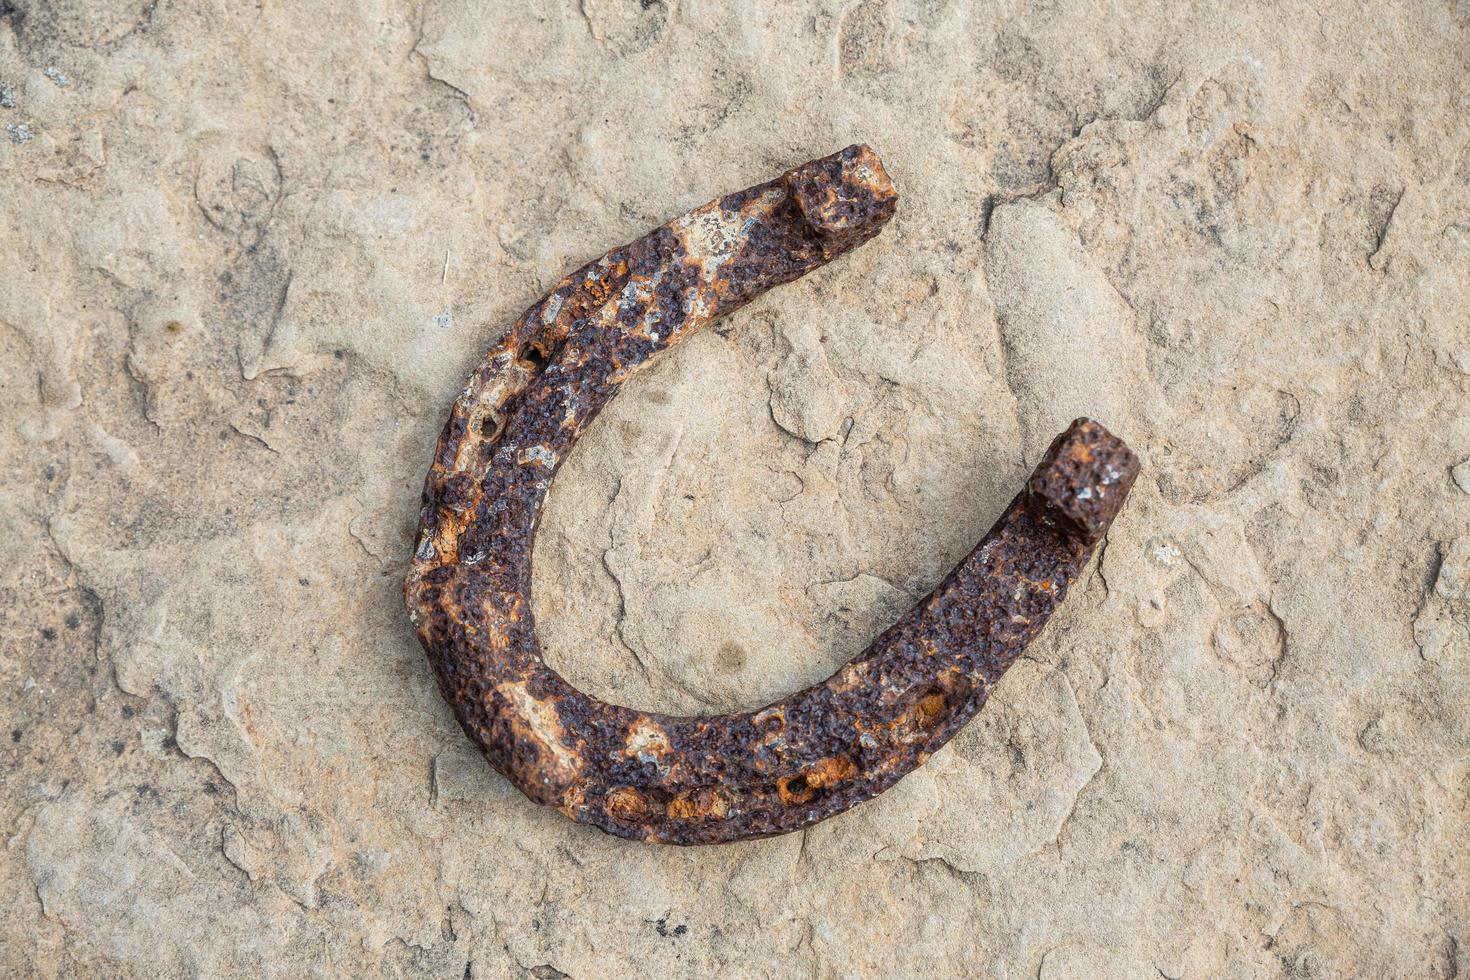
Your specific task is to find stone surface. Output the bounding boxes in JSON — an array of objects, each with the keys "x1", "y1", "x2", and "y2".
[{"x1": 1, "y1": 1, "x2": 1467, "y2": 976}]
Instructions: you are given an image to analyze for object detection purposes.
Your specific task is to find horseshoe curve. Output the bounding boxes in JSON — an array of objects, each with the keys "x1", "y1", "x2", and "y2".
[{"x1": 405, "y1": 145, "x2": 1140, "y2": 844}]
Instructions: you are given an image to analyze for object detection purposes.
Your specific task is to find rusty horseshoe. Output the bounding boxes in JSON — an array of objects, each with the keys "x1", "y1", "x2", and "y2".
[{"x1": 405, "y1": 145, "x2": 1140, "y2": 844}]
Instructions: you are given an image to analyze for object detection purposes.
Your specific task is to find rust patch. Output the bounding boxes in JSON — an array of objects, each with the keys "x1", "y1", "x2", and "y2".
[
  {"x1": 914, "y1": 692, "x2": 948, "y2": 729},
  {"x1": 667, "y1": 786, "x2": 731, "y2": 821},
  {"x1": 404, "y1": 144, "x2": 1140, "y2": 844},
  {"x1": 605, "y1": 786, "x2": 655, "y2": 822},
  {"x1": 803, "y1": 755, "x2": 859, "y2": 790}
]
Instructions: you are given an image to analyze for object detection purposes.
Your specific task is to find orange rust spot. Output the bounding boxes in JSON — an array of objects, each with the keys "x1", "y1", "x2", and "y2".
[
  {"x1": 777, "y1": 756, "x2": 858, "y2": 805},
  {"x1": 914, "y1": 692, "x2": 948, "y2": 728},
  {"x1": 605, "y1": 786, "x2": 653, "y2": 821},
  {"x1": 431, "y1": 511, "x2": 472, "y2": 564},
  {"x1": 666, "y1": 787, "x2": 730, "y2": 821},
  {"x1": 666, "y1": 797, "x2": 699, "y2": 819},
  {"x1": 804, "y1": 755, "x2": 858, "y2": 789}
]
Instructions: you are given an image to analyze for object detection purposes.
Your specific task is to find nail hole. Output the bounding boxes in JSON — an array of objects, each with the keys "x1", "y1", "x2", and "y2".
[
  {"x1": 477, "y1": 412, "x2": 504, "y2": 441},
  {"x1": 520, "y1": 343, "x2": 549, "y2": 371},
  {"x1": 605, "y1": 786, "x2": 651, "y2": 820},
  {"x1": 777, "y1": 773, "x2": 815, "y2": 806},
  {"x1": 914, "y1": 692, "x2": 948, "y2": 729}
]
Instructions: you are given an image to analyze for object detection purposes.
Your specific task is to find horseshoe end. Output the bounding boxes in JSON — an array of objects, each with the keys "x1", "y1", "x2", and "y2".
[
  {"x1": 784, "y1": 143, "x2": 899, "y2": 255},
  {"x1": 1027, "y1": 418, "x2": 1141, "y2": 546}
]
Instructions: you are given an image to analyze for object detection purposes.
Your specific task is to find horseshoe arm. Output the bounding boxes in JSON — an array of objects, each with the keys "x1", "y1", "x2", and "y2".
[{"x1": 405, "y1": 145, "x2": 1140, "y2": 844}]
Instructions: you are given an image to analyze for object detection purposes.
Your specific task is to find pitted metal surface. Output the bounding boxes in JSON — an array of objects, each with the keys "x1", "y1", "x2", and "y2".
[{"x1": 405, "y1": 145, "x2": 1140, "y2": 844}]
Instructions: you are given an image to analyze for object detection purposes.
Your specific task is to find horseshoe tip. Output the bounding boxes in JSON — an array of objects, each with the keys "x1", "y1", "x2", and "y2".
[
  {"x1": 784, "y1": 143, "x2": 899, "y2": 254},
  {"x1": 1028, "y1": 418, "x2": 1141, "y2": 546}
]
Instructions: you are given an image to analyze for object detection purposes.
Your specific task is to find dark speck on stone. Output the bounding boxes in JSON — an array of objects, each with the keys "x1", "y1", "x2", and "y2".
[{"x1": 652, "y1": 917, "x2": 688, "y2": 938}]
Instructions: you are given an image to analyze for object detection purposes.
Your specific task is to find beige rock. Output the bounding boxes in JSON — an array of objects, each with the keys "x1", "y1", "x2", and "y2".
[
  {"x1": 2, "y1": 1, "x2": 1467, "y2": 977},
  {"x1": 1453, "y1": 457, "x2": 1470, "y2": 496}
]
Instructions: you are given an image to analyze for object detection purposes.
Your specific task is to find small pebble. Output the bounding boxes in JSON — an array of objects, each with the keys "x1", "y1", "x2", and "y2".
[
  {"x1": 44, "y1": 67, "x2": 69, "y2": 88},
  {"x1": 5, "y1": 122, "x2": 33, "y2": 144},
  {"x1": 1452, "y1": 457, "x2": 1470, "y2": 495},
  {"x1": 0, "y1": 87, "x2": 15, "y2": 109}
]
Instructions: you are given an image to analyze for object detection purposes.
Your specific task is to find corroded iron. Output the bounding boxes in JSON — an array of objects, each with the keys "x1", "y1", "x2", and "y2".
[{"x1": 405, "y1": 144, "x2": 1140, "y2": 844}]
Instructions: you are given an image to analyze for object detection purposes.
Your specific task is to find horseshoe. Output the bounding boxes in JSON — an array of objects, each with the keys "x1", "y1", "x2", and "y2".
[{"x1": 405, "y1": 145, "x2": 1139, "y2": 844}]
